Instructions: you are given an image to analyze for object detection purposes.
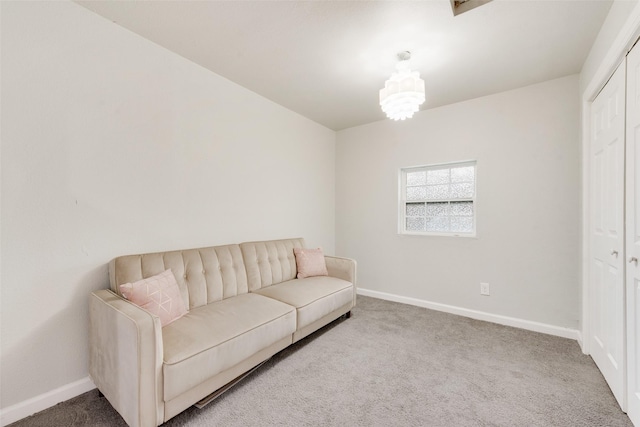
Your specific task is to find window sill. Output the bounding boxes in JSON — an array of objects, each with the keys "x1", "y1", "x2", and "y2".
[{"x1": 399, "y1": 231, "x2": 477, "y2": 238}]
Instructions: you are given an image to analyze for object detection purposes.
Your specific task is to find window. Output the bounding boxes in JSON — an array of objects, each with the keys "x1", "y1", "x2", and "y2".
[{"x1": 399, "y1": 161, "x2": 476, "y2": 236}]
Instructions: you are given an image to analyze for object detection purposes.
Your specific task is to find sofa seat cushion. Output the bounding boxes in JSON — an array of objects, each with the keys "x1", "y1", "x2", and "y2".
[
  {"x1": 252, "y1": 276, "x2": 353, "y2": 330},
  {"x1": 161, "y1": 293, "x2": 296, "y2": 401}
]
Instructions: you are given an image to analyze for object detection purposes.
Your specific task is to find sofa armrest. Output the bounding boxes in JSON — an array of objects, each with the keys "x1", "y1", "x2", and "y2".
[
  {"x1": 325, "y1": 256, "x2": 357, "y2": 306},
  {"x1": 89, "y1": 289, "x2": 164, "y2": 427}
]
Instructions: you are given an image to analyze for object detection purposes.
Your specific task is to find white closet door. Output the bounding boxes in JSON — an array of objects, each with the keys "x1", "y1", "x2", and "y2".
[
  {"x1": 627, "y1": 40, "x2": 640, "y2": 426},
  {"x1": 590, "y1": 60, "x2": 626, "y2": 410}
]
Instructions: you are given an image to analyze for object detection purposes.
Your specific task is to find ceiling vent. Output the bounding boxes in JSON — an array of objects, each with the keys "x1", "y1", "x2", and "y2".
[{"x1": 450, "y1": 0, "x2": 493, "y2": 16}]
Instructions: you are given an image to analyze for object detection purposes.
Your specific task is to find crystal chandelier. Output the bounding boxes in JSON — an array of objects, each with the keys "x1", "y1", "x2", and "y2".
[{"x1": 379, "y1": 51, "x2": 425, "y2": 121}]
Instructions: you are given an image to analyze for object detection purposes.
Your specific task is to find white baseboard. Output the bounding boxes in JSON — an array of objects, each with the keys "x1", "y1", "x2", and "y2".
[
  {"x1": 576, "y1": 330, "x2": 586, "y2": 354},
  {"x1": 357, "y1": 288, "x2": 580, "y2": 341},
  {"x1": 0, "y1": 377, "x2": 95, "y2": 426}
]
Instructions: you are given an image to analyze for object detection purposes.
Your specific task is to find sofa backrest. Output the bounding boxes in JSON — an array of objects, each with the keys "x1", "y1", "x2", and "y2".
[
  {"x1": 109, "y1": 244, "x2": 248, "y2": 310},
  {"x1": 240, "y1": 238, "x2": 305, "y2": 291}
]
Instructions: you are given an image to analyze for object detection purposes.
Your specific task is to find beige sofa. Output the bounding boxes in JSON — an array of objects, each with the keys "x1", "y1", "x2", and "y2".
[{"x1": 89, "y1": 238, "x2": 356, "y2": 427}]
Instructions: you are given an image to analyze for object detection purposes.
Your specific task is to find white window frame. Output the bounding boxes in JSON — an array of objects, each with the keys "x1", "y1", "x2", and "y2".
[{"x1": 398, "y1": 160, "x2": 477, "y2": 237}]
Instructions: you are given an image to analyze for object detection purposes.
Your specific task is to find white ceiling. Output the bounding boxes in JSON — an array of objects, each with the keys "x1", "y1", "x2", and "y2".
[{"x1": 76, "y1": 0, "x2": 612, "y2": 131}]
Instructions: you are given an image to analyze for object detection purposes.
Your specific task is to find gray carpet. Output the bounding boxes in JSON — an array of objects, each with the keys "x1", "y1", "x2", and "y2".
[{"x1": 9, "y1": 296, "x2": 632, "y2": 427}]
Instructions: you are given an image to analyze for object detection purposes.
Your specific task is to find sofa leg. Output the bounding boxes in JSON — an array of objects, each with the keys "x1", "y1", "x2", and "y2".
[{"x1": 345, "y1": 311, "x2": 351, "y2": 319}]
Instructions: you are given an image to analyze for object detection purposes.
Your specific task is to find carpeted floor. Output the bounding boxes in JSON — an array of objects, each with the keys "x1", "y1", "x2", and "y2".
[{"x1": 9, "y1": 296, "x2": 633, "y2": 427}]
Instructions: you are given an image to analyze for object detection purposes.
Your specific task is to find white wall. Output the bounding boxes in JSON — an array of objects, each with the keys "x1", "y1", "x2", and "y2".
[
  {"x1": 336, "y1": 75, "x2": 581, "y2": 330},
  {"x1": 0, "y1": 1, "x2": 335, "y2": 411}
]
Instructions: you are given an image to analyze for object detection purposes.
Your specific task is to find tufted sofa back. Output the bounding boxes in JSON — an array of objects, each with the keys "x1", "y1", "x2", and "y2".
[
  {"x1": 109, "y1": 244, "x2": 248, "y2": 310},
  {"x1": 240, "y1": 238, "x2": 304, "y2": 291}
]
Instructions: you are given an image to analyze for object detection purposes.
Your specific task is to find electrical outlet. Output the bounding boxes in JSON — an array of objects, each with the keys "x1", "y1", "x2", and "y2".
[{"x1": 480, "y1": 282, "x2": 490, "y2": 296}]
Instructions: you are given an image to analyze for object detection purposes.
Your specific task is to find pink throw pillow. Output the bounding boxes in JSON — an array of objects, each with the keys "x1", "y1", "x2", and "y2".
[
  {"x1": 119, "y1": 269, "x2": 187, "y2": 327},
  {"x1": 294, "y1": 247, "x2": 328, "y2": 279}
]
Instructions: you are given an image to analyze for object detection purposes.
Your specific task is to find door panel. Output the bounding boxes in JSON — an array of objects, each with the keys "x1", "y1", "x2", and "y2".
[
  {"x1": 590, "y1": 60, "x2": 626, "y2": 410},
  {"x1": 626, "y1": 40, "x2": 640, "y2": 426},
  {"x1": 606, "y1": 139, "x2": 622, "y2": 236}
]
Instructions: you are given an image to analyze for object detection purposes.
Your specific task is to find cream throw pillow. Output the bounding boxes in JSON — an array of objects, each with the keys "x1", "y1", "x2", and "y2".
[
  {"x1": 294, "y1": 247, "x2": 328, "y2": 279},
  {"x1": 119, "y1": 269, "x2": 187, "y2": 327}
]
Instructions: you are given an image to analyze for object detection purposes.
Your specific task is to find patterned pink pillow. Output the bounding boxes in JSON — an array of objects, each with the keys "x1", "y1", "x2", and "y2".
[
  {"x1": 119, "y1": 269, "x2": 187, "y2": 327},
  {"x1": 294, "y1": 247, "x2": 328, "y2": 279}
]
